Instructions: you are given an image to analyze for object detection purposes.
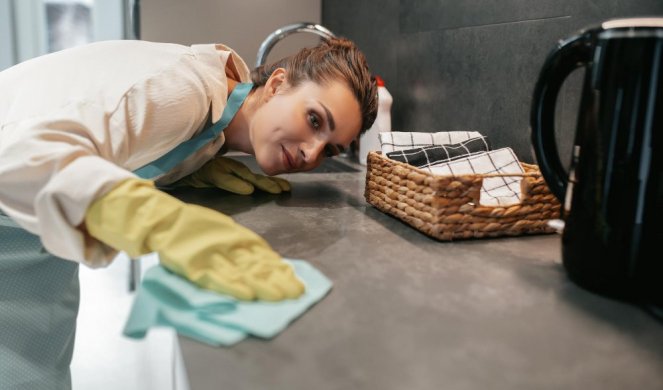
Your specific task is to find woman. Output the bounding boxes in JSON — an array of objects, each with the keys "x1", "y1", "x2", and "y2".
[{"x1": 0, "y1": 37, "x2": 377, "y2": 388}]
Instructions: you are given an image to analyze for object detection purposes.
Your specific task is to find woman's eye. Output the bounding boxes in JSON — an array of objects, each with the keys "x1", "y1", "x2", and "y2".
[{"x1": 308, "y1": 112, "x2": 321, "y2": 130}]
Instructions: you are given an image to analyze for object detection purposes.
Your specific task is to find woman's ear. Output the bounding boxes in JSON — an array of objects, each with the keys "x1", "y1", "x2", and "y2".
[{"x1": 264, "y1": 68, "x2": 287, "y2": 100}]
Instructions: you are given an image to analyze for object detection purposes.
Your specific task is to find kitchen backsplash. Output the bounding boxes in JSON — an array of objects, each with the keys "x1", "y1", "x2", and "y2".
[{"x1": 323, "y1": 0, "x2": 663, "y2": 163}]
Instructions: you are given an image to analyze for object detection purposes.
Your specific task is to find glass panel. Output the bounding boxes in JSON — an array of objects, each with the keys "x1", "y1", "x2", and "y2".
[
  {"x1": 0, "y1": 0, "x2": 14, "y2": 70},
  {"x1": 44, "y1": 0, "x2": 94, "y2": 52},
  {"x1": 7, "y1": 0, "x2": 125, "y2": 66}
]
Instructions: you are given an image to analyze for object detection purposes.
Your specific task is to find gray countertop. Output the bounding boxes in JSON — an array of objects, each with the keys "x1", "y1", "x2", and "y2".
[{"x1": 168, "y1": 156, "x2": 663, "y2": 390}]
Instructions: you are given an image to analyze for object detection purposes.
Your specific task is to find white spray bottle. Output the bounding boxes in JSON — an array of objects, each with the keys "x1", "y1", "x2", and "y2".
[{"x1": 359, "y1": 75, "x2": 392, "y2": 165}]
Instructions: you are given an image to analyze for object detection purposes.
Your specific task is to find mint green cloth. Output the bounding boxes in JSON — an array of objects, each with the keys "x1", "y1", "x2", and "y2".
[{"x1": 123, "y1": 259, "x2": 332, "y2": 346}]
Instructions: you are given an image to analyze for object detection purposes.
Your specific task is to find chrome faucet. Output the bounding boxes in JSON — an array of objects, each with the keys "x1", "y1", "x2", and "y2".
[{"x1": 255, "y1": 22, "x2": 335, "y2": 67}]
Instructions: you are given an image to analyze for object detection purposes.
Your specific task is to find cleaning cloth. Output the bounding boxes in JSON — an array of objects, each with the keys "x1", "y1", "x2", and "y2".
[{"x1": 123, "y1": 259, "x2": 332, "y2": 347}]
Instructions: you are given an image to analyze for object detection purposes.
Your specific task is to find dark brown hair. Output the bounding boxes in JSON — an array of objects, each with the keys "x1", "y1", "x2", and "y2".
[{"x1": 251, "y1": 37, "x2": 378, "y2": 134}]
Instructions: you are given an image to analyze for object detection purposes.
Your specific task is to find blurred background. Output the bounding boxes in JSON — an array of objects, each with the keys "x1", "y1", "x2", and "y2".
[
  {"x1": 0, "y1": 0, "x2": 322, "y2": 73},
  {"x1": 2, "y1": 0, "x2": 662, "y2": 163}
]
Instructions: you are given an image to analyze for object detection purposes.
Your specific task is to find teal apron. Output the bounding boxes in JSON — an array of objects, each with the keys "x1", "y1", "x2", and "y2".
[
  {"x1": 0, "y1": 83, "x2": 252, "y2": 389},
  {"x1": 0, "y1": 213, "x2": 79, "y2": 389}
]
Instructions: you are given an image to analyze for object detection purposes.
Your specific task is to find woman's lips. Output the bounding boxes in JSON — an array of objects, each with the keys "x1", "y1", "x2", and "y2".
[{"x1": 282, "y1": 145, "x2": 295, "y2": 170}]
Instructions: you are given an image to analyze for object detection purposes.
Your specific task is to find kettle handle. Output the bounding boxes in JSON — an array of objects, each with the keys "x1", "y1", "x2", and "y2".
[{"x1": 530, "y1": 32, "x2": 593, "y2": 201}]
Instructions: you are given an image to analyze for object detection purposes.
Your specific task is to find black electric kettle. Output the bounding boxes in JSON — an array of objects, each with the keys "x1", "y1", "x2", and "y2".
[{"x1": 531, "y1": 18, "x2": 663, "y2": 304}]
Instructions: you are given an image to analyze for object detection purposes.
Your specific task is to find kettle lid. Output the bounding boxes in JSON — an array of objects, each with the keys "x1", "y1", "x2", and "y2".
[{"x1": 602, "y1": 17, "x2": 663, "y2": 29}]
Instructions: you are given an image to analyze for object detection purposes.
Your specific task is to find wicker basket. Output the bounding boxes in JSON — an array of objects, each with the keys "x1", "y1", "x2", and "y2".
[{"x1": 364, "y1": 151, "x2": 561, "y2": 240}]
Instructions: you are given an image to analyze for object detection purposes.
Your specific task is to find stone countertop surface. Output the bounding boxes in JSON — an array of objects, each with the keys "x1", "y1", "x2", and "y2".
[{"x1": 167, "y1": 156, "x2": 663, "y2": 390}]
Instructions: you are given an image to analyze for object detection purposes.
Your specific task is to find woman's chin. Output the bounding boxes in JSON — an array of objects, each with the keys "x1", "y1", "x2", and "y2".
[{"x1": 256, "y1": 159, "x2": 281, "y2": 176}]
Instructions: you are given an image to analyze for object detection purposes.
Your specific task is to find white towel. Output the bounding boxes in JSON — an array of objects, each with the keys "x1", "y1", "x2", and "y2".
[
  {"x1": 428, "y1": 147, "x2": 524, "y2": 207},
  {"x1": 386, "y1": 136, "x2": 491, "y2": 168},
  {"x1": 379, "y1": 131, "x2": 483, "y2": 154}
]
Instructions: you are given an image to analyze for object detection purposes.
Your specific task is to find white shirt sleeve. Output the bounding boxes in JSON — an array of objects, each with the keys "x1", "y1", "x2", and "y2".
[
  {"x1": 0, "y1": 104, "x2": 138, "y2": 267},
  {"x1": 0, "y1": 41, "x2": 250, "y2": 268}
]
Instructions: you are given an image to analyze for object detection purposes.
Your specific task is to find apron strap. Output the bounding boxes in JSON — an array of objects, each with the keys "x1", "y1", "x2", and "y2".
[{"x1": 133, "y1": 82, "x2": 253, "y2": 179}]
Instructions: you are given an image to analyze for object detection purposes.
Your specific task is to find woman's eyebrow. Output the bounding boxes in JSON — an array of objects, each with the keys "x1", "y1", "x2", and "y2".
[{"x1": 318, "y1": 101, "x2": 336, "y2": 131}]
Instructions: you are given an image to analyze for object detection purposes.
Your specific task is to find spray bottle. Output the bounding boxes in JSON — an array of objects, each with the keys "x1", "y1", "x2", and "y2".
[{"x1": 359, "y1": 75, "x2": 392, "y2": 165}]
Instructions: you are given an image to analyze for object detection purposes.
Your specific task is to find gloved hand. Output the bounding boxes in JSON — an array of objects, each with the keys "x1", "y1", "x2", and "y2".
[
  {"x1": 176, "y1": 156, "x2": 291, "y2": 195},
  {"x1": 84, "y1": 178, "x2": 304, "y2": 301}
]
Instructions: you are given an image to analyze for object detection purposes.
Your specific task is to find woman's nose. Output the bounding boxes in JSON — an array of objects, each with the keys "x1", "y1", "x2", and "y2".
[{"x1": 300, "y1": 138, "x2": 326, "y2": 163}]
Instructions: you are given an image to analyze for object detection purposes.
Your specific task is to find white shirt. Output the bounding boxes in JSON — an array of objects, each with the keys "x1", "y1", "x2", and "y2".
[{"x1": 0, "y1": 40, "x2": 251, "y2": 267}]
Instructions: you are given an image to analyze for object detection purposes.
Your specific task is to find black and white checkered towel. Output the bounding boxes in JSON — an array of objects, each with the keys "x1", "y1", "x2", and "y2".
[
  {"x1": 429, "y1": 147, "x2": 524, "y2": 206},
  {"x1": 379, "y1": 131, "x2": 483, "y2": 154},
  {"x1": 386, "y1": 136, "x2": 491, "y2": 168},
  {"x1": 379, "y1": 131, "x2": 524, "y2": 206}
]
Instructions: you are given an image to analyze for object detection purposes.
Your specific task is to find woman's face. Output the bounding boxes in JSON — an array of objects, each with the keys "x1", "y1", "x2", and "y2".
[{"x1": 249, "y1": 72, "x2": 362, "y2": 175}]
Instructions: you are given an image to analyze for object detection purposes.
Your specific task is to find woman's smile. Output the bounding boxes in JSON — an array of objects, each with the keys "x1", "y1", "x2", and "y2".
[{"x1": 281, "y1": 145, "x2": 296, "y2": 170}]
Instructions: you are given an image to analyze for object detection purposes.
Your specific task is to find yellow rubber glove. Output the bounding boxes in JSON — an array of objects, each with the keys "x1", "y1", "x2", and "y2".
[
  {"x1": 84, "y1": 178, "x2": 304, "y2": 301},
  {"x1": 176, "y1": 157, "x2": 291, "y2": 195}
]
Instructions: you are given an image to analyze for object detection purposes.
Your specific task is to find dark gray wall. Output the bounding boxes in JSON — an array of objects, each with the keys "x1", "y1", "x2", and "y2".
[{"x1": 322, "y1": 1, "x2": 663, "y2": 163}]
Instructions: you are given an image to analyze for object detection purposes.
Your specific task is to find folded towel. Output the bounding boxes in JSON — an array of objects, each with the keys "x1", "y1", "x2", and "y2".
[
  {"x1": 386, "y1": 136, "x2": 491, "y2": 168},
  {"x1": 429, "y1": 147, "x2": 524, "y2": 206},
  {"x1": 379, "y1": 131, "x2": 483, "y2": 154},
  {"x1": 123, "y1": 259, "x2": 332, "y2": 347}
]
